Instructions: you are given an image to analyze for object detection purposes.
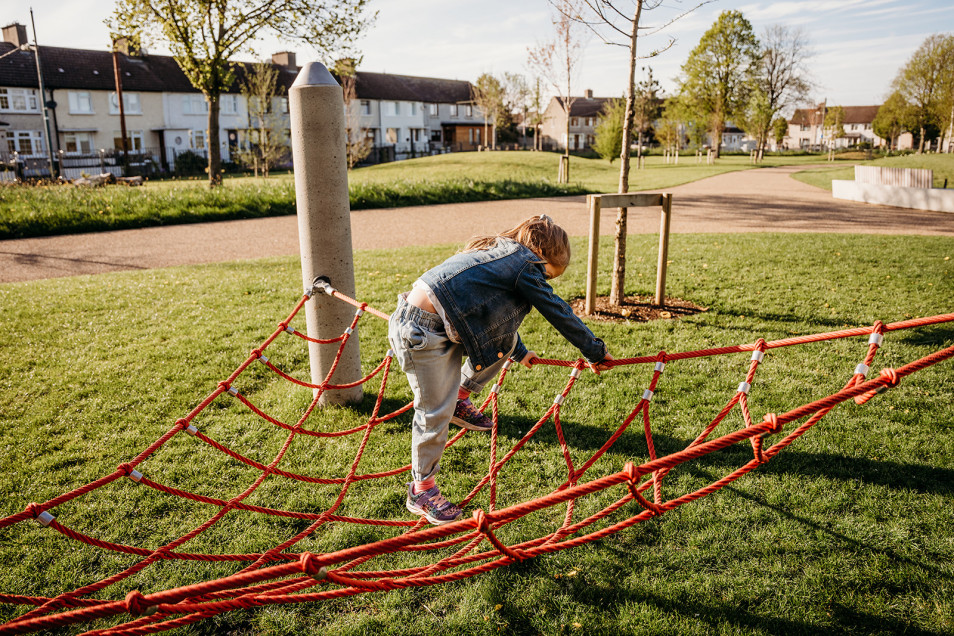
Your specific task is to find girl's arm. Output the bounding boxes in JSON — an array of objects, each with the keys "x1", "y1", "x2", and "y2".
[{"x1": 515, "y1": 263, "x2": 608, "y2": 364}]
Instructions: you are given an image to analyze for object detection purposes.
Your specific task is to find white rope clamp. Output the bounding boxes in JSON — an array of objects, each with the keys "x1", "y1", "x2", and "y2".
[
  {"x1": 855, "y1": 363, "x2": 870, "y2": 377},
  {"x1": 737, "y1": 382, "x2": 751, "y2": 394},
  {"x1": 258, "y1": 355, "x2": 269, "y2": 364},
  {"x1": 355, "y1": 308, "x2": 365, "y2": 318},
  {"x1": 869, "y1": 332, "x2": 884, "y2": 346},
  {"x1": 228, "y1": 386, "x2": 239, "y2": 396},
  {"x1": 344, "y1": 327, "x2": 354, "y2": 336},
  {"x1": 285, "y1": 325, "x2": 296, "y2": 335},
  {"x1": 186, "y1": 424, "x2": 198, "y2": 436},
  {"x1": 553, "y1": 394, "x2": 565, "y2": 406},
  {"x1": 490, "y1": 383, "x2": 502, "y2": 395},
  {"x1": 128, "y1": 469, "x2": 143, "y2": 483},
  {"x1": 36, "y1": 511, "x2": 55, "y2": 527},
  {"x1": 502, "y1": 359, "x2": 513, "y2": 370},
  {"x1": 642, "y1": 389, "x2": 654, "y2": 402},
  {"x1": 654, "y1": 361, "x2": 666, "y2": 373},
  {"x1": 386, "y1": 349, "x2": 394, "y2": 358},
  {"x1": 751, "y1": 350, "x2": 765, "y2": 362},
  {"x1": 570, "y1": 368, "x2": 582, "y2": 379}
]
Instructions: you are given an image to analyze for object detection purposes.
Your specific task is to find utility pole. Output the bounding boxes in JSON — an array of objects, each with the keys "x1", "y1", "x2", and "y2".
[{"x1": 29, "y1": 8, "x2": 56, "y2": 179}]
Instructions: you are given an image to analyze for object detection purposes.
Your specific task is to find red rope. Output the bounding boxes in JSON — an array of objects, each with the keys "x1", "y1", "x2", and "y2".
[{"x1": 2, "y1": 288, "x2": 951, "y2": 635}]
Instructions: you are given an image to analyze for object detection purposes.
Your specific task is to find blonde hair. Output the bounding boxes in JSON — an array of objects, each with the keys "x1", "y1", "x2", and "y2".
[{"x1": 463, "y1": 215, "x2": 571, "y2": 269}]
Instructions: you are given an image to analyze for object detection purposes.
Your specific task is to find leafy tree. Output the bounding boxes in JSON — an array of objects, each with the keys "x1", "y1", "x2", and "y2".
[
  {"x1": 528, "y1": 0, "x2": 588, "y2": 183},
  {"x1": 471, "y1": 73, "x2": 506, "y2": 150},
  {"x1": 873, "y1": 90, "x2": 915, "y2": 150},
  {"x1": 110, "y1": 0, "x2": 376, "y2": 187},
  {"x1": 823, "y1": 105, "x2": 845, "y2": 159},
  {"x1": 771, "y1": 115, "x2": 789, "y2": 149},
  {"x1": 741, "y1": 87, "x2": 773, "y2": 160},
  {"x1": 593, "y1": 98, "x2": 627, "y2": 162},
  {"x1": 632, "y1": 66, "x2": 662, "y2": 160},
  {"x1": 655, "y1": 98, "x2": 683, "y2": 155},
  {"x1": 677, "y1": 10, "x2": 760, "y2": 159},
  {"x1": 236, "y1": 61, "x2": 289, "y2": 177},
  {"x1": 891, "y1": 33, "x2": 954, "y2": 153},
  {"x1": 334, "y1": 58, "x2": 373, "y2": 169}
]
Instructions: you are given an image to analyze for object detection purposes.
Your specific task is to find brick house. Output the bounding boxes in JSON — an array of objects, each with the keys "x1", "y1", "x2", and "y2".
[{"x1": 539, "y1": 89, "x2": 612, "y2": 152}]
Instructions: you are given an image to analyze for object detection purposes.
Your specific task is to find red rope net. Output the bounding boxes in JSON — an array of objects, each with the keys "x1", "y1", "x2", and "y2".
[{"x1": 2, "y1": 286, "x2": 952, "y2": 635}]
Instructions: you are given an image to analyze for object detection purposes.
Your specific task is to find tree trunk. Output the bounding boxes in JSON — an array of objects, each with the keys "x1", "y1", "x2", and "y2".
[
  {"x1": 207, "y1": 94, "x2": 222, "y2": 187},
  {"x1": 562, "y1": 99, "x2": 571, "y2": 183},
  {"x1": 609, "y1": 1, "x2": 642, "y2": 307}
]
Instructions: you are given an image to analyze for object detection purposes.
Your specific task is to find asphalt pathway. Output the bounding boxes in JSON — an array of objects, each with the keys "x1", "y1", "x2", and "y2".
[{"x1": 2, "y1": 165, "x2": 953, "y2": 284}]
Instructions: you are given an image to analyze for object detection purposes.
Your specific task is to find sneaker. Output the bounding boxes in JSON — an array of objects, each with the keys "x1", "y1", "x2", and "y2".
[
  {"x1": 450, "y1": 399, "x2": 493, "y2": 431},
  {"x1": 406, "y1": 483, "x2": 462, "y2": 525}
]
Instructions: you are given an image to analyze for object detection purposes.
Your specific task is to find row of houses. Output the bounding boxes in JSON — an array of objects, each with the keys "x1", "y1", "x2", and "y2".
[
  {"x1": 542, "y1": 92, "x2": 910, "y2": 153},
  {"x1": 1, "y1": 21, "x2": 491, "y2": 179}
]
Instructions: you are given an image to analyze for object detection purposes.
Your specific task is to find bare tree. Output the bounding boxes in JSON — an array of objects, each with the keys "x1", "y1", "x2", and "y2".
[
  {"x1": 502, "y1": 72, "x2": 532, "y2": 148},
  {"x1": 528, "y1": 0, "x2": 588, "y2": 183},
  {"x1": 334, "y1": 58, "x2": 373, "y2": 169},
  {"x1": 567, "y1": 0, "x2": 711, "y2": 306},
  {"x1": 754, "y1": 25, "x2": 813, "y2": 158},
  {"x1": 237, "y1": 61, "x2": 289, "y2": 177},
  {"x1": 471, "y1": 73, "x2": 505, "y2": 150}
]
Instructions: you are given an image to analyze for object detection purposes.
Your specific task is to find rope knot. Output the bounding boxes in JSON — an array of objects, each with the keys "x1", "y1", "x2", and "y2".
[
  {"x1": 250, "y1": 347, "x2": 264, "y2": 359},
  {"x1": 623, "y1": 463, "x2": 663, "y2": 515},
  {"x1": 26, "y1": 502, "x2": 42, "y2": 519},
  {"x1": 879, "y1": 367, "x2": 900, "y2": 388},
  {"x1": 175, "y1": 418, "x2": 189, "y2": 431},
  {"x1": 117, "y1": 462, "x2": 133, "y2": 476},
  {"x1": 124, "y1": 590, "x2": 156, "y2": 616},
  {"x1": 763, "y1": 413, "x2": 782, "y2": 434},
  {"x1": 299, "y1": 552, "x2": 328, "y2": 581},
  {"x1": 472, "y1": 509, "x2": 491, "y2": 534}
]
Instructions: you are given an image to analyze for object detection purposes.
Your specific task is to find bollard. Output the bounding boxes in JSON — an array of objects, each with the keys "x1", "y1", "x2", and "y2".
[{"x1": 289, "y1": 62, "x2": 363, "y2": 406}]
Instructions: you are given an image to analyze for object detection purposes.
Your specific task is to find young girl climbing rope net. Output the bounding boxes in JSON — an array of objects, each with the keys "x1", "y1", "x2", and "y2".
[{"x1": 388, "y1": 214, "x2": 615, "y2": 525}]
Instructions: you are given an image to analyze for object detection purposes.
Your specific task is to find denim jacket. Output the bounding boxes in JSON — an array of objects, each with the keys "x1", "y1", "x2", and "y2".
[{"x1": 419, "y1": 238, "x2": 607, "y2": 371}]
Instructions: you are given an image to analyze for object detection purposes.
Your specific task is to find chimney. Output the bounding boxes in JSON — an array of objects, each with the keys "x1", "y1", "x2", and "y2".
[
  {"x1": 2, "y1": 23, "x2": 28, "y2": 48},
  {"x1": 585, "y1": 89, "x2": 594, "y2": 99},
  {"x1": 271, "y1": 51, "x2": 296, "y2": 68}
]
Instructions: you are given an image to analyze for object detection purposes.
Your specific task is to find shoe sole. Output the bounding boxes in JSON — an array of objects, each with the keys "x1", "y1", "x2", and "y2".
[
  {"x1": 406, "y1": 499, "x2": 461, "y2": 525},
  {"x1": 450, "y1": 415, "x2": 493, "y2": 432}
]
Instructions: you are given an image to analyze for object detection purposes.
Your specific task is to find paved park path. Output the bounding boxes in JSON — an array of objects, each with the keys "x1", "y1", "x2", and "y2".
[{"x1": 2, "y1": 165, "x2": 953, "y2": 284}]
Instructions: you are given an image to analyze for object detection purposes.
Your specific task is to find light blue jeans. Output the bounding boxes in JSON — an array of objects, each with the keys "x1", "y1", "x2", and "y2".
[{"x1": 388, "y1": 293, "x2": 515, "y2": 482}]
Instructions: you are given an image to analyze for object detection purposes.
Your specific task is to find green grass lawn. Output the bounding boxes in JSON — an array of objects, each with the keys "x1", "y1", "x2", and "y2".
[
  {"x1": 1, "y1": 233, "x2": 952, "y2": 635},
  {"x1": 0, "y1": 151, "x2": 824, "y2": 240},
  {"x1": 792, "y1": 153, "x2": 954, "y2": 191}
]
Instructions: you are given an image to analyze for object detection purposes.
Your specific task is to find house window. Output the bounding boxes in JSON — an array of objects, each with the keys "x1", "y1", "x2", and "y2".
[
  {"x1": 4, "y1": 130, "x2": 43, "y2": 154},
  {"x1": 450, "y1": 104, "x2": 459, "y2": 117},
  {"x1": 428, "y1": 103, "x2": 438, "y2": 116},
  {"x1": 220, "y1": 94, "x2": 239, "y2": 115},
  {"x1": 63, "y1": 131, "x2": 93, "y2": 153},
  {"x1": 68, "y1": 91, "x2": 94, "y2": 114},
  {"x1": 410, "y1": 102, "x2": 418, "y2": 116},
  {"x1": 800, "y1": 124, "x2": 808, "y2": 132},
  {"x1": 109, "y1": 92, "x2": 142, "y2": 115},
  {"x1": 360, "y1": 100, "x2": 371, "y2": 115},
  {"x1": 183, "y1": 94, "x2": 208, "y2": 115},
  {"x1": 278, "y1": 97, "x2": 288, "y2": 114},
  {"x1": 386, "y1": 101, "x2": 400, "y2": 116},
  {"x1": 386, "y1": 127, "x2": 399, "y2": 144},
  {"x1": 191, "y1": 129, "x2": 206, "y2": 150},
  {"x1": 466, "y1": 105, "x2": 473, "y2": 117},
  {"x1": 114, "y1": 129, "x2": 144, "y2": 151},
  {"x1": 0, "y1": 88, "x2": 40, "y2": 113},
  {"x1": 570, "y1": 117, "x2": 579, "y2": 127}
]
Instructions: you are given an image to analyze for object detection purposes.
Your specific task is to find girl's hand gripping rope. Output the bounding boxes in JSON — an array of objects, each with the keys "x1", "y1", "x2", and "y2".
[{"x1": 589, "y1": 353, "x2": 615, "y2": 375}]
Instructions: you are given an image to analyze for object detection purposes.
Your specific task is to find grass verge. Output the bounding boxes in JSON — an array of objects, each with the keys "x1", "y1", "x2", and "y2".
[
  {"x1": 0, "y1": 151, "x2": 824, "y2": 240},
  {"x1": 1, "y1": 232, "x2": 952, "y2": 635}
]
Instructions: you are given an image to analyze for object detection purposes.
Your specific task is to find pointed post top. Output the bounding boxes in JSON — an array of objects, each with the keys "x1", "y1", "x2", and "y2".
[{"x1": 292, "y1": 62, "x2": 340, "y2": 88}]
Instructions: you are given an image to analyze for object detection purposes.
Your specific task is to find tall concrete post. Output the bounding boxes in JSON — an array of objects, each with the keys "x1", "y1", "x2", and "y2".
[{"x1": 289, "y1": 62, "x2": 363, "y2": 405}]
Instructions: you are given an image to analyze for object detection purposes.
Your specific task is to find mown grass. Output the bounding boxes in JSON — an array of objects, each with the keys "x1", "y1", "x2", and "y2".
[
  {"x1": 792, "y1": 153, "x2": 954, "y2": 190},
  {"x1": 1, "y1": 232, "x2": 952, "y2": 635},
  {"x1": 0, "y1": 151, "x2": 823, "y2": 240}
]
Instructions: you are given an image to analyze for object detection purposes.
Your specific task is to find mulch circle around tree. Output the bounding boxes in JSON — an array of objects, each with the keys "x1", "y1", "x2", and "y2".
[{"x1": 570, "y1": 295, "x2": 707, "y2": 323}]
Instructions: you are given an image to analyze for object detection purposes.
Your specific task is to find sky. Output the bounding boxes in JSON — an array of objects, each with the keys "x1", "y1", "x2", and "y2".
[{"x1": 5, "y1": 0, "x2": 954, "y2": 110}]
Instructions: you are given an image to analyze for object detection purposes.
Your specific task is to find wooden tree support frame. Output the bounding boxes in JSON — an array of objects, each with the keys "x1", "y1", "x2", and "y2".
[{"x1": 584, "y1": 192, "x2": 673, "y2": 314}]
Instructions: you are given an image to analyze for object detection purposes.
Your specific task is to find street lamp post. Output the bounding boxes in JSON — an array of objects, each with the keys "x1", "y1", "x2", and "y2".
[{"x1": 30, "y1": 8, "x2": 56, "y2": 180}]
